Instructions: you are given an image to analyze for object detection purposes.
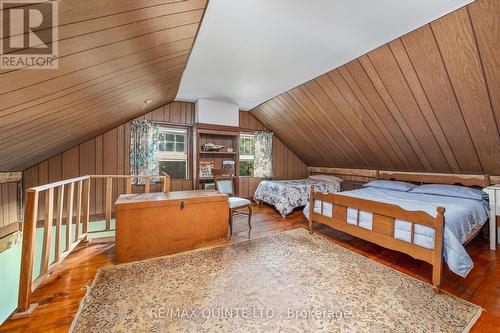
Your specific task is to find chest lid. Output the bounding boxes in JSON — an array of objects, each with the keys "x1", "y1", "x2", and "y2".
[{"x1": 115, "y1": 190, "x2": 228, "y2": 210}]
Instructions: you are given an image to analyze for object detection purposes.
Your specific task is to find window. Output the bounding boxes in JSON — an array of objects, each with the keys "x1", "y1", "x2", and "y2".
[
  {"x1": 158, "y1": 127, "x2": 188, "y2": 179},
  {"x1": 239, "y1": 133, "x2": 255, "y2": 176}
]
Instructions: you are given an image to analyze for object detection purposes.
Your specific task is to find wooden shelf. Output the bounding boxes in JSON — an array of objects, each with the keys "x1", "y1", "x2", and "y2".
[
  {"x1": 199, "y1": 151, "x2": 237, "y2": 155},
  {"x1": 195, "y1": 123, "x2": 240, "y2": 192}
]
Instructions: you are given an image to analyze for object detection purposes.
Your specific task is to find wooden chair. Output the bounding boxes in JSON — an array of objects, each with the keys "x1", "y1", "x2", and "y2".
[{"x1": 214, "y1": 171, "x2": 252, "y2": 235}]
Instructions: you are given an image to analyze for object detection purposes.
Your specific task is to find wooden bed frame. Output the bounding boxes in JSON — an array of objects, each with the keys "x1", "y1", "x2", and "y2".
[{"x1": 307, "y1": 169, "x2": 490, "y2": 291}]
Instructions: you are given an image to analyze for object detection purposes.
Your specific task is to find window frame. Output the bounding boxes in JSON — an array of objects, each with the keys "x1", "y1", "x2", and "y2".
[
  {"x1": 158, "y1": 125, "x2": 191, "y2": 180},
  {"x1": 239, "y1": 132, "x2": 255, "y2": 177}
]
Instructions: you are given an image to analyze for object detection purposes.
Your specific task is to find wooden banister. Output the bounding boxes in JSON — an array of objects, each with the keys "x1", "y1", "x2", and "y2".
[
  {"x1": 27, "y1": 176, "x2": 89, "y2": 193},
  {"x1": 15, "y1": 174, "x2": 171, "y2": 317}
]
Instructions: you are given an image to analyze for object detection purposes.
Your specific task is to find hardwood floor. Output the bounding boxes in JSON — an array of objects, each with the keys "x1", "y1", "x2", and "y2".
[{"x1": 1, "y1": 203, "x2": 498, "y2": 332}]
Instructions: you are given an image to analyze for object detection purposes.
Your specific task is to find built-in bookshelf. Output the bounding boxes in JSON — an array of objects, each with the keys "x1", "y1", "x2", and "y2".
[{"x1": 194, "y1": 123, "x2": 240, "y2": 191}]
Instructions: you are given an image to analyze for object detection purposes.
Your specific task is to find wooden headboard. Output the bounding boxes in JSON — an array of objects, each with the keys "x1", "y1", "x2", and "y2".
[
  {"x1": 378, "y1": 171, "x2": 489, "y2": 187},
  {"x1": 307, "y1": 167, "x2": 493, "y2": 188}
]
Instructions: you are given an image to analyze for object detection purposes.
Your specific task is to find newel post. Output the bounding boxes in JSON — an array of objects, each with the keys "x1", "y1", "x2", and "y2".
[{"x1": 16, "y1": 191, "x2": 39, "y2": 315}]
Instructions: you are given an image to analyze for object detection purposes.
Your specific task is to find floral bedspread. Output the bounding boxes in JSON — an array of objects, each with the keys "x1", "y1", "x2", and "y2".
[{"x1": 253, "y1": 179, "x2": 340, "y2": 217}]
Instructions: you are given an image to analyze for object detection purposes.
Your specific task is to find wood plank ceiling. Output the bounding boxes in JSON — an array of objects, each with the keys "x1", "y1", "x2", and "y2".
[
  {"x1": 250, "y1": 0, "x2": 500, "y2": 175},
  {"x1": 0, "y1": 0, "x2": 207, "y2": 171}
]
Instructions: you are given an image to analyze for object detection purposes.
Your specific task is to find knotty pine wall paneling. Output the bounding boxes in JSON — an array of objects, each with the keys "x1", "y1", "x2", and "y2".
[
  {"x1": 0, "y1": 0, "x2": 208, "y2": 171},
  {"x1": 24, "y1": 105, "x2": 307, "y2": 217},
  {"x1": 250, "y1": 0, "x2": 500, "y2": 175},
  {"x1": 24, "y1": 102, "x2": 195, "y2": 219},
  {"x1": 0, "y1": 181, "x2": 19, "y2": 237},
  {"x1": 238, "y1": 112, "x2": 308, "y2": 198}
]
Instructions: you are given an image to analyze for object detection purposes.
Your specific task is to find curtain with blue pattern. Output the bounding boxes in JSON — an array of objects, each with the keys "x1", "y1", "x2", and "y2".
[
  {"x1": 254, "y1": 131, "x2": 273, "y2": 178},
  {"x1": 130, "y1": 120, "x2": 159, "y2": 184}
]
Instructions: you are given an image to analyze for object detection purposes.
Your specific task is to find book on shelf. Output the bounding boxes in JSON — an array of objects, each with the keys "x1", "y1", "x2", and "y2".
[
  {"x1": 203, "y1": 182, "x2": 216, "y2": 190},
  {"x1": 199, "y1": 161, "x2": 214, "y2": 178},
  {"x1": 222, "y1": 160, "x2": 235, "y2": 176},
  {"x1": 222, "y1": 160, "x2": 235, "y2": 169}
]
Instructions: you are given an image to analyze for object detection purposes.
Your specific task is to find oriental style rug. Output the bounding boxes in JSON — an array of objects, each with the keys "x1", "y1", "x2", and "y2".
[{"x1": 70, "y1": 229, "x2": 481, "y2": 333}]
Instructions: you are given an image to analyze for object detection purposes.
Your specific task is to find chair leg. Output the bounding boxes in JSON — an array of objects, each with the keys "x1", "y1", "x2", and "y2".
[
  {"x1": 247, "y1": 204, "x2": 252, "y2": 230},
  {"x1": 229, "y1": 208, "x2": 233, "y2": 235}
]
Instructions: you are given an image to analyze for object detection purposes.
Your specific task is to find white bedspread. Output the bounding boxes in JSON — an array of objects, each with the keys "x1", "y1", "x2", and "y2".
[{"x1": 303, "y1": 187, "x2": 489, "y2": 277}]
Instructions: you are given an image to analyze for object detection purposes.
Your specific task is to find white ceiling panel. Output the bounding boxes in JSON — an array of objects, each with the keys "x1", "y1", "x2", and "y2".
[{"x1": 176, "y1": 0, "x2": 473, "y2": 110}]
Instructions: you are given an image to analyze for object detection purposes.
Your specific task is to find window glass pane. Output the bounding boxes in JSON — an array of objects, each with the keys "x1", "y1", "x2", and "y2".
[
  {"x1": 159, "y1": 160, "x2": 187, "y2": 179},
  {"x1": 176, "y1": 143, "x2": 184, "y2": 152},
  {"x1": 239, "y1": 135, "x2": 255, "y2": 156},
  {"x1": 166, "y1": 142, "x2": 174, "y2": 151},
  {"x1": 176, "y1": 134, "x2": 184, "y2": 143},
  {"x1": 239, "y1": 160, "x2": 254, "y2": 176},
  {"x1": 159, "y1": 142, "x2": 167, "y2": 151},
  {"x1": 166, "y1": 134, "x2": 175, "y2": 142}
]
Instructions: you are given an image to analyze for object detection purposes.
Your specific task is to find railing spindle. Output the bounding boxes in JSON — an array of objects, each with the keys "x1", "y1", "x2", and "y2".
[
  {"x1": 145, "y1": 176, "x2": 150, "y2": 193},
  {"x1": 41, "y1": 188, "x2": 54, "y2": 275},
  {"x1": 162, "y1": 175, "x2": 170, "y2": 192},
  {"x1": 75, "y1": 181, "x2": 82, "y2": 239},
  {"x1": 17, "y1": 174, "x2": 172, "y2": 316},
  {"x1": 82, "y1": 179, "x2": 90, "y2": 239},
  {"x1": 105, "y1": 177, "x2": 112, "y2": 230},
  {"x1": 126, "y1": 177, "x2": 132, "y2": 194},
  {"x1": 54, "y1": 185, "x2": 64, "y2": 262},
  {"x1": 17, "y1": 191, "x2": 39, "y2": 312},
  {"x1": 66, "y1": 182, "x2": 74, "y2": 250}
]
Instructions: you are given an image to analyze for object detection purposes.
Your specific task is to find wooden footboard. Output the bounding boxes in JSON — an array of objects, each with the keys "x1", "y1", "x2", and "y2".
[{"x1": 308, "y1": 187, "x2": 445, "y2": 290}]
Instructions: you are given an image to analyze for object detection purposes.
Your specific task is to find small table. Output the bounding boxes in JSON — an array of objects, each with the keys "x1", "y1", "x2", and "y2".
[
  {"x1": 114, "y1": 190, "x2": 229, "y2": 263},
  {"x1": 483, "y1": 185, "x2": 499, "y2": 250}
]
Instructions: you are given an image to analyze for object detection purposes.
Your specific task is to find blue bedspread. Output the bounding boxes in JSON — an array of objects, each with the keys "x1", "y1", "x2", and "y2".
[{"x1": 304, "y1": 187, "x2": 489, "y2": 277}]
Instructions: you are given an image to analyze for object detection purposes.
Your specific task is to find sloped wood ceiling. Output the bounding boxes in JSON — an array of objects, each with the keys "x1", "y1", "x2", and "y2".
[
  {"x1": 0, "y1": 0, "x2": 207, "y2": 171},
  {"x1": 250, "y1": 0, "x2": 500, "y2": 175}
]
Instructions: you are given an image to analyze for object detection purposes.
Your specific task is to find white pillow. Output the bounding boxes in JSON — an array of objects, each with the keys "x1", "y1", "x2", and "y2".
[{"x1": 308, "y1": 174, "x2": 343, "y2": 184}]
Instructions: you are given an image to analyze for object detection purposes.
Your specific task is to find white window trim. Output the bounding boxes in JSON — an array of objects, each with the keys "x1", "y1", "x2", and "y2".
[
  {"x1": 158, "y1": 127, "x2": 188, "y2": 179},
  {"x1": 240, "y1": 154, "x2": 254, "y2": 161},
  {"x1": 239, "y1": 133, "x2": 255, "y2": 160},
  {"x1": 239, "y1": 133, "x2": 255, "y2": 177}
]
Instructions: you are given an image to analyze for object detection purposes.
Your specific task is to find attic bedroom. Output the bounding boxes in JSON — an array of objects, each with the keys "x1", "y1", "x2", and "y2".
[{"x1": 0, "y1": 0, "x2": 498, "y2": 332}]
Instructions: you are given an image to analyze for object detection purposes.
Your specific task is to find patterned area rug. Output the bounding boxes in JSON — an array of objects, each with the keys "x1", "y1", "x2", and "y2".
[{"x1": 71, "y1": 229, "x2": 481, "y2": 332}]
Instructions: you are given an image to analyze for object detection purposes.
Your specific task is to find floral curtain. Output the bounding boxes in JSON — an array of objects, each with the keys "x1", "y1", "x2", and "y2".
[
  {"x1": 130, "y1": 120, "x2": 160, "y2": 184},
  {"x1": 254, "y1": 131, "x2": 273, "y2": 178}
]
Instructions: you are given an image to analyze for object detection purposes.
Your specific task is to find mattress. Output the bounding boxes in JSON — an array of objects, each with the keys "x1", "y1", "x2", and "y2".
[
  {"x1": 303, "y1": 187, "x2": 489, "y2": 277},
  {"x1": 253, "y1": 179, "x2": 340, "y2": 217}
]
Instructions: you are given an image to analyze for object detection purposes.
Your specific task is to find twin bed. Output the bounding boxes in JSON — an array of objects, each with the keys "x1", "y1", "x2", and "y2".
[
  {"x1": 253, "y1": 175, "x2": 341, "y2": 217},
  {"x1": 254, "y1": 171, "x2": 490, "y2": 289}
]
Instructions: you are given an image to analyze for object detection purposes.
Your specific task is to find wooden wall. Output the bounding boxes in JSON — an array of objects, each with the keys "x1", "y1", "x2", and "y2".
[
  {"x1": 23, "y1": 103, "x2": 308, "y2": 217},
  {"x1": 0, "y1": 0, "x2": 208, "y2": 171},
  {"x1": 239, "y1": 112, "x2": 309, "y2": 197},
  {"x1": 0, "y1": 173, "x2": 22, "y2": 238},
  {"x1": 250, "y1": 0, "x2": 500, "y2": 175},
  {"x1": 24, "y1": 102, "x2": 195, "y2": 219},
  {"x1": 0, "y1": 182, "x2": 19, "y2": 237}
]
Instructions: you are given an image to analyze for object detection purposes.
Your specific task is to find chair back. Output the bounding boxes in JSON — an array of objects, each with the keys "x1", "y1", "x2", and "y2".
[{"x1": 214, "y1": 175, "x2": 234, "y2": 196}]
